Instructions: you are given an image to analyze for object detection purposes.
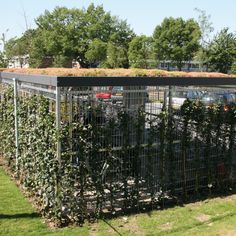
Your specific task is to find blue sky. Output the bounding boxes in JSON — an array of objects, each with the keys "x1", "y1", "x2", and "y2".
[{"x1": 1, "y1": 0, "x2": 235, "y2": 48}]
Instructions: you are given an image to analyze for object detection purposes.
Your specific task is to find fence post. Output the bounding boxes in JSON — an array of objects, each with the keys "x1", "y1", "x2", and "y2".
[
  {"x1": 56, "y1": 86, "x2": 61, "y2": 166},
  {"x1": 13, "y1": 78, "x2": 19, "y2": 172},
  {"x1": 168, "y1": 86, "x2": 173, "y2": 114},
  {"x1": 55, "y1": 86, "x2": 62, "y2": 209},
  {"x1": 68, "y1": 88, "x2": 73, "y2": 162},
  {"x1": 163, "y1": 89, "x2": 167, "y2": 110}
]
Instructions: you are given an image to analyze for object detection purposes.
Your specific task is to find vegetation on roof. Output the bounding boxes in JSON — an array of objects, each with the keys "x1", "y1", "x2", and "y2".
[{"x1": 1, "y1": 68, "x2": 234, "y2": 77}]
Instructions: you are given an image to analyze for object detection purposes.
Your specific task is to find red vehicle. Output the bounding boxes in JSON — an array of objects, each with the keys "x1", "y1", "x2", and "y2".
[{"x1": 95, "y1": 86, "x2": 112, "y2": 100}]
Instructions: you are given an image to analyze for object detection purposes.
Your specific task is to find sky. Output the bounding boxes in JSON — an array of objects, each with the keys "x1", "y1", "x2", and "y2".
[{"x1": 0, "y1": 0, "x2": 236, "y2": 50}]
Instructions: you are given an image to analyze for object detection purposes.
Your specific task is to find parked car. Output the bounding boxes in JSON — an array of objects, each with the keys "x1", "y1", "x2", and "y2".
[
  {"x1": 170, "y1": 90, "x2": 203, "y2": 109},
  {"x1": 111, "y1": 86, "x2": 124, "y2": 103},
  {"x1": 200, "y1": 92, "x2": 220, "y2": 106},
  {"x1": 95, "y1": 86, "x2": 112, "y2": 101},
  {"x1": 201, "y1": 91, "x2": 236, "y2": 109},
  {"x1": 216, "y1": 92, "x2": 236, "y2": 104}
]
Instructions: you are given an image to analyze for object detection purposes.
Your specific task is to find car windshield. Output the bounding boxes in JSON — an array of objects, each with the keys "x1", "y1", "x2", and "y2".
[
  {"x1": 172, "y1": 91, "x2": 188, "y2": 98},
  {"x1": 112, "y1": 86, "x2": 123, "y2": 91},
  {"x1": 172, "y1": 91, "x2": 201, "y2": 99}
]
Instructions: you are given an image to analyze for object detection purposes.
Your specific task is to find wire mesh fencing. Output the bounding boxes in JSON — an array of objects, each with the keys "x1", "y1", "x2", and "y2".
[
  {"x1": 58, "y1": 85, "x2": 236, "y2": 219},
  {"x1": 0, "y1": 76, "x2": 236, "y2": 225}
]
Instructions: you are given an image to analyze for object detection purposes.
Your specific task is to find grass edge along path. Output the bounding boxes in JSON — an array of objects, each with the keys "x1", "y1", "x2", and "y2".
[
  {"x1": 0, "y1": 166, "x2": 89, "y2": 236},
  {"x1": 1, "y1": 166, "x2": 236, "y2": 236}
]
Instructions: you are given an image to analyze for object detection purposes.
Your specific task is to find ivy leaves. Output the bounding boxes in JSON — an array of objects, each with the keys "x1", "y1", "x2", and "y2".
[{"x1": 0, "y1": 86, "x2": 235, "y2": 226}]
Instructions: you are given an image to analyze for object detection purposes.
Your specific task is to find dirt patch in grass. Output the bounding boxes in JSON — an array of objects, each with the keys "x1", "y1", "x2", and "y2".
[
  {"x1": 219, "y1": 194, "x2": 236, "y2": 202},
  {"x1": 195, "y1": 213, "x2": 211, "y2": 222},
  {"x1": 219, "y1": 229, "x2": 236, "y2": 236},
  {"x1": 158, "y1": 222, "x2": 173, "y2": 230},
  {"x1": 89, "y1": 223, "x2": 98, "y2": 236},
  {"x1": 121, "y1": 216, "x2": 145, "y2": 236}
]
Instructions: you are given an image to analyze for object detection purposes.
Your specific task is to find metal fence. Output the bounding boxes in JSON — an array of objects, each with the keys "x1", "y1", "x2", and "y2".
[{"x1": 1, "y1": 72, "x2": 236, "y2": 224}]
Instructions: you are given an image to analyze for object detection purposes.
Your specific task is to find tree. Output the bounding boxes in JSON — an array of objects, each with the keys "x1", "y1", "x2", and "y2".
[
  {"x1": 194, "y1": 8, "x2": 214, "y2": 47},
  {"x1": 4, "y1": 29, "x2": 35, "y2": 67},
  {"x1": 29, "y1": 30, "x2": 52, "y2": 68},
  {"x1": 27, "y1": 4, "x2": 134, "y2": 68},
  {"x1": 105, "y1": 42, "x2": 127, "y2": 68},
  {"x1": 231, "y1": 63, "x2": 236, "y2": 74},
  {"x1": 128, "y1": 35, "x2": 153, "y2": 68},
  {"x1": 9, "y1": 30, "x2": 34, "y2": 55},
  {"x1": 0, "y1": 51, "x2": 7, "y2": 67},
  {"x1": 194, "y1": 8, "x2": 214, "y2": 71},
  {"x1": 30, "y1": 6, "x2": 89, "y2": 67},
  {"x1": 85, "y1": 39, "x2": 107, "y2": 67},
  {"x1": 105, "y1": 19, "x2": 135, "y2": 68},
  {"x1": 153, "y1": 17, "x2": 201, "y2": 71},
  {"x1": 207, "y1": 28, "x2": 236, "y2": 73}
]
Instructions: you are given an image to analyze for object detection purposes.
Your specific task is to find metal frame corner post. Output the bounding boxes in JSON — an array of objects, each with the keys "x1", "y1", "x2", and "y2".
[
  {"x1": 56, "y1": 86, "x2": 61, "y2": 166},
  {"x1": 13, "y1": 78, "x2": 19, "y2": 172},
  {"x1": 55, "y1": 86, "x2": 62, "y2": 206},
  {"x1": 68, "y1": 88, "x2": 73, "y2": 162}
]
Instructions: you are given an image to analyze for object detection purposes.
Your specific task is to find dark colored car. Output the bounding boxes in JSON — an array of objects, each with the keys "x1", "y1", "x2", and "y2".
[
  {"x1": 201, "y1": 92, "x2": 236, "y2": 109},
  {"x1": 216, "y1": 92, "x2": 236, "y2": 104},
  {"x1": 111, "y1": 86, "x2": 124, "y2": 103}
]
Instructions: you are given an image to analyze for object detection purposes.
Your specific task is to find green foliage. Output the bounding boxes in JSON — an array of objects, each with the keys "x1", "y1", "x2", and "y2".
[
  {"x1": 0, "y1": 51, "x2": 7, "y2": 67},
  {"x1": 27, "y1": 4, "x2": 134, "y2": 68},
  {"x1": 194, "y1": 8, "x2": 214, "y2": 47},
  {"x1": 231, "y1": 63, "x2": 236, "y2": 74},
  {"x1": 0, "y1": 86, "x2": 15, "y2": 168},
  {"x1": 207, "y1": 28, "x2": 236, "y2": 73},
  {"x1": 4, "y1": 4, "x2": 134, "y2": 68},
  {"x1": 5, "y1": 30, "x2": 34, "y2": 60},
  {"x1": 0, "y1": 88, "x2": 60, "y2": 222},
  {"x1": 128, "y1": 35, "x2": 153, "y2": 68},
  {"x1": 194, "y1": 8, "x2": 214, "y2": 71},
  {"x1": 1, "y1": 85, "x2": 236, "y2": 226},
  {"x1": 153, "y1": 17, "x2": 201, "y2": 71},
  {"x1": 85, "y1": 39, "x2": 107, "y2": 67},
  {"x1": 104, "y1": 42, "x2": 128, "y2": 68}
]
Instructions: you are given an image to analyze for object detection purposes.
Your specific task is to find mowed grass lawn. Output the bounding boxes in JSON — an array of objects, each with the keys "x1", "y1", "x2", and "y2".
[{"x1": 1, "y1": 167, "x2": 236, "y2": 236}]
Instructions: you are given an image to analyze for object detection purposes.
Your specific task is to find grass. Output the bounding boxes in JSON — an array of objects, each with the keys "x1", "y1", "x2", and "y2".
[{"x1": 1, "y1": 167, "x2": 236, "y2": 236}]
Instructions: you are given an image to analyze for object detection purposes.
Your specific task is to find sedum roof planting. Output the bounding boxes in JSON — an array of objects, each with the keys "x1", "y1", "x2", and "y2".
[{"x1": 0, "y1": 68, "x2": 234, "y2": 78}]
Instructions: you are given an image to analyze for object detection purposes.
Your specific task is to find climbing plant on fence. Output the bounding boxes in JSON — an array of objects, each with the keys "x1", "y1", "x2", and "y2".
[
  {"x1": 0, "y1": 86, "x2": 15, "y2": 168},
  {"x1": 0, "y1": 87, "x2": 60, "y2": 222},
  {"x1": 0, "y1": 85, "x2": 236, "y2": 226}
]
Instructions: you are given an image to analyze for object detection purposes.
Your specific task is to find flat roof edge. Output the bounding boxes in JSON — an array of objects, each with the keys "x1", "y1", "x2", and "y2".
[
  {"x1": 0, "y1": 72, "x2": 58, "y2": 86},
  {"x1": 57, "y1": 76, "x2": 236, "y2": 87},
  {"x1": 1, "y1": 72, "x2": 236, "y2": 87}
]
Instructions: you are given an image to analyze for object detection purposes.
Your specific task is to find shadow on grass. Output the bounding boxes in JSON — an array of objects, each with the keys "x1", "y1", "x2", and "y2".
[
  {"x1": 99, "y1": 188, "x2": 236, "y2": 222},
  {"x1": 102, "y1": 219, "x2": 123, "y2": 236},
  {"x1": 0, "y1": 212, "x2": 39, "y2": 220}
]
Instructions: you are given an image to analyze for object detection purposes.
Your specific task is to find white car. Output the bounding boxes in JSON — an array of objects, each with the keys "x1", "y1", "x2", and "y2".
[{"x1": 169, "y1": 90, "x2": 203, "y2": 109}]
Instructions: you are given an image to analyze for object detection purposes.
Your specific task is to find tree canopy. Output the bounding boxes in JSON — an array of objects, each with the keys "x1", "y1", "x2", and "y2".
[
  {"x1": 2, "y1": 6, "x2": 236, "y2": 74},
  {"x1": 194, "y1": 8, "x2": 214, "y2": 71},
  {"x1": 128, "y1": 35, "x2": 153, "y2": 68},
  {"x1": 207, "y1": 28, "x2": 236, "y2": 73},
  {"x1": 0, "y1": 51, "x2": 7, "y2": 67},
  {"x1": 19, "y1": 4, "x2": 135, "y2": 68},
  {"x1": 153, "y1": 17, "x2": 201, "y2": 71}
]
